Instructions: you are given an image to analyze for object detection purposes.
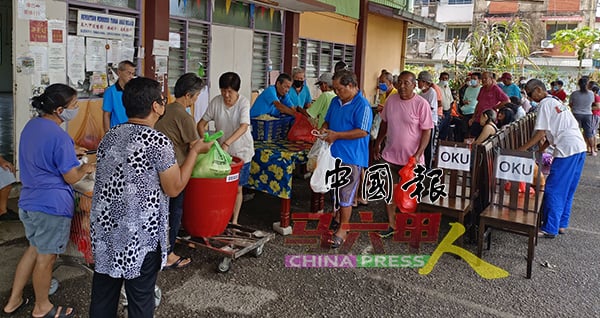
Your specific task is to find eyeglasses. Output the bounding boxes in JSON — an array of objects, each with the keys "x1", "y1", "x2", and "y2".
[{"x1": 156, "y1": 96, "x2": 167, "y2": 106}]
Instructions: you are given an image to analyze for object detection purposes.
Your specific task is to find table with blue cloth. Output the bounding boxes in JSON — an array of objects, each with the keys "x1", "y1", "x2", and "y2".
[{"x1": 246, "y1": 140, "x2": 313, "y2": 235}]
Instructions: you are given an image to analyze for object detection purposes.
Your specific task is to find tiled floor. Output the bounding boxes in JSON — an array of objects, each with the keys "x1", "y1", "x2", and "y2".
[{"x1": 0, "y1": 93, "x2": 13, "y2": 162}]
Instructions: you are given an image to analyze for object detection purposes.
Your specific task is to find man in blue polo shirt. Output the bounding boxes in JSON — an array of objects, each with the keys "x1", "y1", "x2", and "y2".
[
  {"x1": 319, "y1": 69, "x2": 372, "y2": 249},
  {"x1": 288, "y1": 67, "x2": 312, "y2": 109},
  {"x1": 250, "y1": 73, "x2": 295, "y2": 117},
  {"x1": 102, "y1": 60, "x2": 136, "y2": 132}
]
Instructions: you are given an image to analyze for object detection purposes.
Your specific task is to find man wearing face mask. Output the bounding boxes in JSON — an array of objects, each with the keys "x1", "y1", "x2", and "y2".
[
  {"x1": 550, "y1": 80, "x2": 567, "y2": 103},
  {"x1": 456, "y1": 72, "x2": 481, "y2": 140},
  {"x1": 438, "y1": 72, "x2": 453, "y2": 140},
  {"x1": 376, "y1": 70, "x2": 397, "y2": 112},
  {"x1": 288, "y1": 67, "x2": 312, "y2": 110}
]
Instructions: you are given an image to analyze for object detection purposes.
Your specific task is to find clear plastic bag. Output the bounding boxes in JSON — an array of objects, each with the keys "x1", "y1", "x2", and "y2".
[{"x1": 307, "y1": 138, "x2": 327, "y2": 172}]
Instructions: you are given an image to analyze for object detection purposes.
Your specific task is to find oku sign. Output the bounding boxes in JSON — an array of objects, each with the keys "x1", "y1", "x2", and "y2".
[
  {"x1": 495, "y1": 155, "x2": 535, "y2": 183},
  {"x1": 437, "y1": 145, "x2": 471, "y2": 172}
]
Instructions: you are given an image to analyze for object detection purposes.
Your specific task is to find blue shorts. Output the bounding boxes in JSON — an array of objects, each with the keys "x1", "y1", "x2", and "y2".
[
  {"x1": 19, "y1": 209, "x2": 71, "y2": 255},
  {"x1": 0, "y1": 168, "x2": 16, "y2": 189},
  {"x1": 238, "y1": 162, "x2": 251, "y2": 187}
]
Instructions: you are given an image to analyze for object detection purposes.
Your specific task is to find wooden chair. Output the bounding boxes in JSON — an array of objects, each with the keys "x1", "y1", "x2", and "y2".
[
  {"x1": 477, "y1": 148, "x2": 543, "y2": 279},
  {"x1": 417, "y1": 140, "x2": 481, "y2": 246}
]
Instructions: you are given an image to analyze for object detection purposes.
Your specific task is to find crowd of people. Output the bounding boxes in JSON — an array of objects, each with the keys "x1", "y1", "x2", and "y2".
[{"x1": 1, "y1": 59, "x2": 597, "y2": 317}]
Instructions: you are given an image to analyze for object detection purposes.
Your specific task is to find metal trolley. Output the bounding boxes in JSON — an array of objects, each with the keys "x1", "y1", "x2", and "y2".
[{"x1": 177, "y1": 223, "x2": 275, "y2": 273}]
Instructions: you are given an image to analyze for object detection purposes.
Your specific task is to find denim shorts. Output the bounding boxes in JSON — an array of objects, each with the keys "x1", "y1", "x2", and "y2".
[
  {"x1": 573, "y1": 113, "x2": 594, "y2": 138},
  {"x1": 239, "y1": 162, "x2": 251, "y2": 187},
  {"x1": 19, "y1": 209, "x2": 71, "y2": 255}
]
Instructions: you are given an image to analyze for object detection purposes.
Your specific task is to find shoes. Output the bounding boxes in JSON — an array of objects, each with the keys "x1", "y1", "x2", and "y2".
[
  {"x1": 164, "y1": 256, "x2": 191, "y2": 270},
  {"x1": 32, "y1": 305, "x2": 74, "y2": 318},
  {"x1": 558, "y1": 228, "x2": 566, "y2": 235},
  {"x1": 3, "y1": 297, "x2": 30, "y2": 315},
  {"x1": 0, "y1": 209, "x2": 19, "y2": 221},
  {"x1": 329, "y1": 234, "x2": 345, "y2": 249},
  {"x1": 379, "y1": 227, "x2": 396, "y2": 238},
  {"x1": 538, "y1": 230, "x2": 556, "y2": 239}
]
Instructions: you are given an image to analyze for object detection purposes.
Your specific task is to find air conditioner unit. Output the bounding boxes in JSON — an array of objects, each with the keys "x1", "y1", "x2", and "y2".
[
  {"x1": 541, "y1": 40, "x2": 554, "y2": 49},
  {"x1": 418, "y1": 42, "x2": 428, "y2": 54}
]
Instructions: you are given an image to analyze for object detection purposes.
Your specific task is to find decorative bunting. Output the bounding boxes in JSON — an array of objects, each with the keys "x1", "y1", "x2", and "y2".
[
  {"x1": 226, "y1": 0, "x2": 232, "y2": 14},
  {"x1": 249, "y1": 3, "x2": 255, "y2": 17},
  {"x1": 183, "y1": 0, "x2": 188, "y2": 7},
  {"x1": 270, "y1": 8, "x2": 274, "y2": 22},
  {"x1": 260, "y1": 6, "x2": 266, "y2": 18},
  {"x1": 197, "y1": 0, "x2": 201, "y2": 7}
]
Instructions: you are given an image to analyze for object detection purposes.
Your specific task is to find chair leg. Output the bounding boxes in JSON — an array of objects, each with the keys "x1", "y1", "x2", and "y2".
[
  {"x1": 527, "y1": 233, "x2": 535, "y2": 279},
  {"x1": 486, "y1": 228, "x2": 492, "y2": 250},
  {"x1": 477, "y1": 220, "x2": 485, "y2": 257}
]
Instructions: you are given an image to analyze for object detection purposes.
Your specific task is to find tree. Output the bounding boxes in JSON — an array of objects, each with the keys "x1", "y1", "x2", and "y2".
[
  {"x1": 551, "y1": 27, "x2": 600, "y2": 77},
  {"x1": 465, "y1": 20, "x2": 533, "y2": 72}
]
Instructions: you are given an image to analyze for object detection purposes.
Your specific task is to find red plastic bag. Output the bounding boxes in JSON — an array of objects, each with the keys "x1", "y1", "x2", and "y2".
[
  {"x1": 394, "y1": 157, "x2": 418, "y2": 213},
  {"x1": 504, "y1": 181, "x2": 535, "y2": 195},
  {"x1": 288, "y1": 113, "x2": 316, "y2": 143},
  {"x1": 74, "y1": 102, "x2": 103, "y2": 150}
]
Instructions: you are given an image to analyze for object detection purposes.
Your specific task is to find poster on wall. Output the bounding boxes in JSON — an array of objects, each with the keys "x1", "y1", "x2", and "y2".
[
  {"x1": 85, "y1": 38, "x2": 107, "y2": 72},
  {"x1": 29, "y1": 20, "x2": 48, "y2": 43},
  {"x1": 48, "y1": 20, "x2": 66, "y2": 84},
  {"x1": 77, "y1": 10, "x2": 135, "y2": 40},
  {"x1": 67, "y1": 35, "x2": 86, "y2": 90},
  {"x1": 29, "y1": 45, "x2": 49, "y2": 96},
  {"x1": 18, "y1": 0, "x2": 46, "y2": 20}
]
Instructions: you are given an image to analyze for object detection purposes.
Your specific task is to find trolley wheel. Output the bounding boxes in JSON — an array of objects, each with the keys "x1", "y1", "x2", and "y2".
[
  {"x1": 252, "y1": 244, "x2": 264, "y2": 257},
  {"x1": 217, "y1": 258, "x2": 232, "y2": 273},
  {"x1": 49, "y1": 278, "x2": 59, "y2": 295}
]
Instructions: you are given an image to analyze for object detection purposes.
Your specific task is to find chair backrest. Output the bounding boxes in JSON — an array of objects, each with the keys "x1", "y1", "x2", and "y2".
[
  {"x1": 435, "y1": 140, "x2": 479, "y2": 201},
  {"x1": 490, "y1": 149, "x2": 541, "y2": 213},
  {"x1": 476, "y1": 140, "x2": 498, "y2": 211}
]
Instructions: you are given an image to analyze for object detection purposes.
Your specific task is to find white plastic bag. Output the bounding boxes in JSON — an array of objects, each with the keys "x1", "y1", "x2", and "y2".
[
  {"x1": 307, "y1": 138, "x2": 327, "y2": 172},
  {"x1": 310, "y1": 142, "x2": 335, "y2": 193},
  {"x1": 370, "y1": 113, "x2": 382, "y2": 140}
]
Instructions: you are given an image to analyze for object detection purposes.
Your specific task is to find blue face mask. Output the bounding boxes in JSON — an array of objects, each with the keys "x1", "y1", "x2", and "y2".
[
  {"x1": 530, "y1": 101, "x2": 538, "y2": 108},
  {"x1": 553, "y1": 86, "x2": 559, "y2": 91},
  {"x1": 470, "y1": 79, "x2": 478, "y2": 86},
  {"x1": 378, "y1": 83, "x2": 388, "y2": 92}
]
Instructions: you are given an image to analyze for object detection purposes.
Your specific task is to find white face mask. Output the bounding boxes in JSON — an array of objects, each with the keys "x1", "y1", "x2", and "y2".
[
  {"x1": 59, "y1": 107, "x2": 79, "y2": 122},
  {"x1": 439, "y1": 80, "x2": 449, "y2": 87}
]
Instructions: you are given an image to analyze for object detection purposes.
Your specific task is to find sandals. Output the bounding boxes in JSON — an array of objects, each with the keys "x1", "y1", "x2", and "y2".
[
  {"x1": 329, "y1": 234, "x2": 345, "y2": 249},
  {"x1": 32, "y1": 305, "x2": 74, "y2": 318},
  {"x1": 3, "y1": 297, "x2": 30, "y2": 315},
  {"x1": 164, "y1": 256, "x2": 191, "y2": 270}
]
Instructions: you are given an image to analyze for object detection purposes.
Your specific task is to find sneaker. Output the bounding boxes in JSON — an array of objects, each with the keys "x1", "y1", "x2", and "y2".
[{"x1": 379, "y1": 227, "x2": 396, "y2": 238}]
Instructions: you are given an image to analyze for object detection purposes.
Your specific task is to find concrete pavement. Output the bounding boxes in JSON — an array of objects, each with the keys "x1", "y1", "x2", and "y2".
[{"x1": 1, "y1": 155, "x2": 599, "y2": 317}]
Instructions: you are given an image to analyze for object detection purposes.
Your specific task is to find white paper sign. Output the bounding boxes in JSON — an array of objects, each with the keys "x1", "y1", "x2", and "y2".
[
  {"x1": 437, "y1": 146, "x2": 471, "y2": 171},
  {"x1": 85, "y1": 38, "x2": 107, "y2": 72},
  {"x1": 77, "y1": 10, "x2": 135, "y2": 40},
  {"x1": 169, "y1": 32, "x2": 181, "y2": 48},
  {"x1": 18, "y1": 0, "x2": 45, "y2": 20},
  {"x1": 67, "y1": 35, "x2": 86, "y2": 87},
  {"x1": 495, "y1": 155, "x2": 535, "y2": 183},
  {"x1": 152, "y1": 39, "x2": 170, "y2": 56}
]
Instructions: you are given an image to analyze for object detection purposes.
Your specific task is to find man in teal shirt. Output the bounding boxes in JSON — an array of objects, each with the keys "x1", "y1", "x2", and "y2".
[
  {"x1": 250, "y1": 73, "x2": 295, "y2": 117},
  {"x1": 288, "y1": 67, "x2": 312, "y2": 109}
]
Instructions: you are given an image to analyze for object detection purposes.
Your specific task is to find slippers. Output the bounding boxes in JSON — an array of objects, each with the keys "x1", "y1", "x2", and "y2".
[
  {"x1": 329, "y1": 234, "x2": 345, "y2": 249},
  {"x1": 3, "y1": 297, "x2": 30, "y2": 315},
  {"x1": 165, "y1": 256, "x2": 191, "y2": 270},
  {"x1": 559, "y1": 228, "x2": 566, "y2": 235},
  {"x1": 32, "y1": 305, "x2": 74, "y2": 318}
]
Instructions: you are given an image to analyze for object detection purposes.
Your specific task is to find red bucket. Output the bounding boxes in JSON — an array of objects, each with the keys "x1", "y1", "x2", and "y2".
[{"x1": 182, "y1": 157, "x2": 243, "y2": 237}]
